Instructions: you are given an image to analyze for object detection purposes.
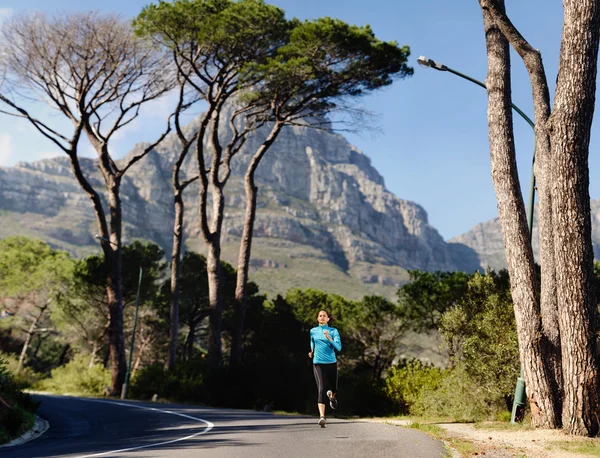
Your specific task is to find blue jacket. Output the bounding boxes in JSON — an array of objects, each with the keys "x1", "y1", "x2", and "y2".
[{"x1": 310, "y1": 324, "x2": 342, "y2": 364}]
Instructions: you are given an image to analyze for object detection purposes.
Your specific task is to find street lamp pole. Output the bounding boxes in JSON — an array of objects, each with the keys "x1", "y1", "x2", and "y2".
[
  {"x1": 417, "y1": 56, "x2": 532, "y2": 423},
  {"x1": 94, "y1": 234, "x2": 143, "y2": 400}
]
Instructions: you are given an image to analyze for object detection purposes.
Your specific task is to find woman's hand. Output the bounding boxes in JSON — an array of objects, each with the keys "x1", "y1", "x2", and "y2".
[
  {"x1": 308, "y1": 351, "x2": 313, "y2": 359},
  {"x1": 323, "y1": 330, "x2": 332, "y2": 341}
]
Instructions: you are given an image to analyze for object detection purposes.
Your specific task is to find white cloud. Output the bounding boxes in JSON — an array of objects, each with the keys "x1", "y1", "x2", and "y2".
[{"x1": 0, "y1": 134, "x2": 12, "y2": 166}]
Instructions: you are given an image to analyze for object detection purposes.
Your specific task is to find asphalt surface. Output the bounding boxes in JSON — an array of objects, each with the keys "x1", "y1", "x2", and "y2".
[{"x1": 2, "y1": 395, "x2": 447, "y2": 458}]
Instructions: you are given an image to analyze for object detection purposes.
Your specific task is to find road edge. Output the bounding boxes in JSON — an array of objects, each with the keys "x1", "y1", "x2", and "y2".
[
  {"x1": 0, "y1": 415, "x2": 49, "y2": 448},
  {"x1": 359, "y1": 418, "x2": 460, "y2": 458}
]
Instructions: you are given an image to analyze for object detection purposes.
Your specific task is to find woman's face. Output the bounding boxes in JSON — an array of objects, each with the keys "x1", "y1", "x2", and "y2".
[{"x1": 317, "y1": 310, "x2": 330, "y2": 325}]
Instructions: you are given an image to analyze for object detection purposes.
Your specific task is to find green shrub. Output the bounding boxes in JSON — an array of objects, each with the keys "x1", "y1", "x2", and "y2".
[
  {"x1": 34, "y1": 356, "x2": 111, "y2": 395},
  {"x1": 0, "y1": 358, "x2": 37, "y2": 444},
  {"x1": 438, "y1": 271, "x2": 518, "y2": 415},
  {"x1": 411, "y1": 363, "x2": 493, "y2": 421},
  {"x1": 0, "y1": 353, "x2": 42, "y2": 389},
  {"x1": 385, "y1": 359, "x2": 443, "y2": 415},
  {"x1": 130, "y1": 360, "x2": 205, "y2": 402}
]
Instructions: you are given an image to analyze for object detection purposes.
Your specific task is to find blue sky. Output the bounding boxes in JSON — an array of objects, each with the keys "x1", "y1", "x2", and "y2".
[{"x1": 0, "y1": 1, "x2": 584, "y2": 240}]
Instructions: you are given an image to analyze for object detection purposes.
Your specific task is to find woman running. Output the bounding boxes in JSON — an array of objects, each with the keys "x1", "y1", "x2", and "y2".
[{"x1": 308, "y1": 309, "x2": 342, "y2": 428}]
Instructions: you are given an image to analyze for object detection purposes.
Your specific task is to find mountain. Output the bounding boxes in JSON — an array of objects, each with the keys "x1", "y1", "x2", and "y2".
[
  {"x1": 0, "y1": 120, "x2": 481, "y2": 299},
  {"x1": 451, "y1": 200, "x2": 600, "y2": 271}
]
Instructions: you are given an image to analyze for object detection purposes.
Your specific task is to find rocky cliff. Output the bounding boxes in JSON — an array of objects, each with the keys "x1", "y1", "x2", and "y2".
[
  {"x1": 0, "y1": 120, "x2": 481, "y2": 299},
  {"x1": 451, "y1": 200, "x2": 600, "y2": 271}
]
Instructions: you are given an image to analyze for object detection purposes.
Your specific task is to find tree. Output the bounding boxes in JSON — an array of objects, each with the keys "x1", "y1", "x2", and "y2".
[
  {"x1": 228, "y1": 16, "x2": 413, "y2": 367},
  {"x1": 136, "y1": 1, "x2": 413, "y2": 367},
  {"x1": 478, "y1": 0, "x2": 600, "y2": 435},
  {"x1": 397, "y1": 270, "x2": 471, "y2": 332},
  {"x1": 135, "y1": 0, "x2": 290, "y2": 369},
  {"x1": 53, "y1": 242, "x2": 167, "y2": 370},
  {"x1": 0, "y1": 12, "x2": 173, "y2": 394},
  {"x1": 346, "y1": 296, "x2": 408, "y2": 379},
  {"x1": 0, "y1": 237, "x2": 73, "y2": 373},
  {"x1": 164, "y1": 78, "x2": 201, "y2": 371}
]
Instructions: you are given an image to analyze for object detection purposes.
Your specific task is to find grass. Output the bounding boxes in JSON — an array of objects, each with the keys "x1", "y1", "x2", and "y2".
[
  {"x1": 473, "y1": 422, "x2": 532, "y2": 431},
  {"x1": 408, "y1": 422, "x2": 478, "y2": 457},
  {"x1": 551, "y1": 440, "x2": 600, "y2": 456}
]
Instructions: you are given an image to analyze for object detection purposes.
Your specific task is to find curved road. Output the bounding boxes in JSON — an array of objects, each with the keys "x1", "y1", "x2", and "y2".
[{"x1": 3, "y1": 395, "x2": 446, "y2": 458}]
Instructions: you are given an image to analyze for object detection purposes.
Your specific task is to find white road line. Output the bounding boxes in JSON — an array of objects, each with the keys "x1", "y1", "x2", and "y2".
[{"x1": 71, "y1": 399, "x2": 214, "y2": 458}]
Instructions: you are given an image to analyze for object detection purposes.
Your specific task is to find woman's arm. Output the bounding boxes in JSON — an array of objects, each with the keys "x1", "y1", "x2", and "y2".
[{"x1": 331, "y1": 329, "x2": 342, "y2": 352}]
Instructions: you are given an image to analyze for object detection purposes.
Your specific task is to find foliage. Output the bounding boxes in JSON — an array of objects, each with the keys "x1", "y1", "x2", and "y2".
[
  {"x1": 0, "y1": 353, "x2": 42, "y2": 389},
  {"x1": 0, "y1": 357, "x2": 38, "y2": 444},
  {"x1": 34, "y1": 356, "x2": 111, "y2": 396},
  {"x1": 0, "y1": 237, "x2": 70, "y2": 294},
  {"x1": 345, "y1": 295, "x2": 408, "y2": 378},
  {"x1": 52, "y1": 241, "x2": 167, "y2": 359},
  {"x1": 245, "y1": 16, "x2": 413, "y2": 124},
  {"x1": 411, "y1": 363, "x2": 494, "y2": 421},
  {"x1": 385, "y1": 270, "x2": 518, "y2": 421},
  {"x1": 385, "y1": 359, "x2": 443, "y2": 414},
  {"x1": 397, "y1": 270, "x2": 471, "y2": 332},
  {"x1": 284, "y1": 288, "x2": 353, "y2": 331},
  {"x1": 0, "y1": 237, "x2": 74, "y2": 376},
  {"x1": 438, "y1": 270, "x2": 518, "y2": 403},
  {"x1": 130, "y1": 359, "x2": 205, "y2": 402}
]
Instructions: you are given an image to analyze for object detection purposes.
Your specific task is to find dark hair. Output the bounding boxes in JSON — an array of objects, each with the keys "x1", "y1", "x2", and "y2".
[{"x1": 319, "y1": 309, "x2": 335, "y2": 325}]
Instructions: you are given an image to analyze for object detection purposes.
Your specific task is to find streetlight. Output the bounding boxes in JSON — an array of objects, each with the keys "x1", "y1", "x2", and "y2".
[
  {"x1": 94, "y1": 234, "x2": 143, "y2": 400},
  {"x1": 417, "y1": 56, "x2": 536, "y2": 239},
  {"x1": 418, "y1": 55, "x2": 532, "y2": 423}
]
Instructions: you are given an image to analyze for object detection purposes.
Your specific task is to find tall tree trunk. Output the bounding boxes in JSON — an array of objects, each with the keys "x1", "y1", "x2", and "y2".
[
  {"x1": 184, "y1": 325, "x2": 196, "y2": 361},
  {"x1": 196, "y1": 103, "x2": 226, "y2": 370},
  {"x1": 481, "y1": 2, "x2": 558, "y2": 428},
  {"x1": 89, "y1": 341, "x2": 98, "y2": 369},
  {"x1": 58, "y1": 343, "x2": 70, "y2": 366},
  {"x1": 166, "y1": 191, "x2": 184, "y2": 371},
  {"x1": 17, "y1": 303, "x2": 47, "y2": 373},
  {"x1": 206, "y1": 236, "x2": 223, "y2": 369},
  {"x1": 479, "y1": 0, "x2": 563, "y2": 422},
  {"x1": 133, "y1": 326, "x2": 150, "y2": 376},
  {"x1": 105, "y1": 181, "x2": 127, "y2": 395},
  {"x1": 66, "y1": 146, "x2": 127, "y2": 395},
  {"x1": 231, "y1": 123, "x2": 282, "y2": 367},
  {"x1": 550, "y1": 0, "x2": 600, "y2": 436}
]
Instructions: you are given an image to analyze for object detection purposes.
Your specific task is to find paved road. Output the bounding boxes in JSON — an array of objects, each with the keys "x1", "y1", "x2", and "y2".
[{"x1": 3, "y1": 395, "x2": 446, "y2": 458}]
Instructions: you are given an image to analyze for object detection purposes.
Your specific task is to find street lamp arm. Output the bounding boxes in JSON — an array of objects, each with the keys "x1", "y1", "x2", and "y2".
[
  {"x1": 445, "y1": 67, "x2": 536, "y2": 130},
  {"x1": 418, "y1": 56, "x2": 535, "y2": 130}
]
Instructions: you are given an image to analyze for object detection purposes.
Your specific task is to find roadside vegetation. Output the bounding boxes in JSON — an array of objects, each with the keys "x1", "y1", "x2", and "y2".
[
  {"x1": 0, "y1": 357, "x2": 37, "y2": 444},
  {"x1": 1, "y1": 234, "x2": 565, "y2": 429}
]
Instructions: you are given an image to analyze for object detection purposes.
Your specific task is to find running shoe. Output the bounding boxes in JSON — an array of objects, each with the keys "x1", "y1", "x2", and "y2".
[
  {"x1": 318, "y1": 416, "x2": 326, "y2": 428},
  {"x1": 327, "y1": 390, "x2": 338, "y2": 410}
]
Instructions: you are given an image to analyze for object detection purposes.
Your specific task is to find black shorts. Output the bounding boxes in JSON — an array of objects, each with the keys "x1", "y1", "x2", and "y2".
[{"x1": 313, "y1": 362, "x2": 338, "y2": 404}]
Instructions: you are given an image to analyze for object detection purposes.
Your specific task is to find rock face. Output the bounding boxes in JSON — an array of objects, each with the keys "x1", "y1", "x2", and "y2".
[
  {"x1": 451, "y1": 199, "x2": 600, "y2": 271},
  {"x1": 0, "y1": 119, "x2": 481, "y2": 298}
]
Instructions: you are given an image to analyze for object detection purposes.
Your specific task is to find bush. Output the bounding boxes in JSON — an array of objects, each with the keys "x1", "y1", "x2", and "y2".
[
  {"x1": 130, "y1": 360, "x2": 205, "y2": 402},
  {"x1": 411, "y1": 364, "x2": 494, "y2": 421},
  {"x1": 0, "y1": 353, "x2": 42, "y2": 389},
  {"x1": 34, "y1": 356, "x2": 111, "y2": 395},
  {"x1": 0, "y1": 358, "x2": 37, "y2": 444},
  {"x1": 385, "y1": 359, "x2": 443, "y2": 415}
]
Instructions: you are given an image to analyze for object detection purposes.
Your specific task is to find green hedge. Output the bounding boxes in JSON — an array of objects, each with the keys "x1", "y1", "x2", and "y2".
[{"x1": 0, "y1": 358, "x2": 38, "y2": 444}]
